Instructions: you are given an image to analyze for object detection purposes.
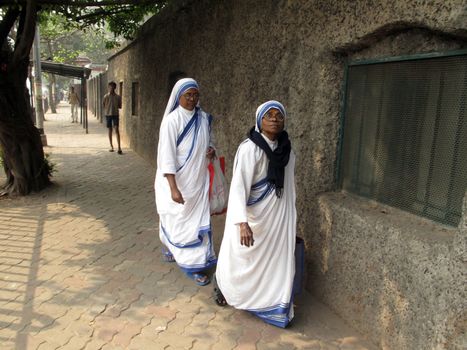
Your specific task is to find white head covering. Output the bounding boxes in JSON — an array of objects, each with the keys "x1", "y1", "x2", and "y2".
[
  {"x1": 255, "y1": 100, "x2": 287, "y2": 131},
  {"x1": 163, "y1": 78, "x2": 199, "y2": 119}
]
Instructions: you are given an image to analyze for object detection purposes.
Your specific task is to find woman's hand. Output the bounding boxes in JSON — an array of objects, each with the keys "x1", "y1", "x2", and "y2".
[
  {"x1": 239, "y1": 222, "x2": 254, "y2": 247},
  {"x1": 165, "y1": 174, "x2": 185, "y2": 204},
  {"x1": 206, "y1": 147, "x2": 216, "y2": 160},
  {"x1": 171, "y1": 187, "x2": 185, "y2": 204}
]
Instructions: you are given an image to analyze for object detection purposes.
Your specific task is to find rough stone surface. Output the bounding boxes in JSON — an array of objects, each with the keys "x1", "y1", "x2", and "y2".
[
  {"x1": 314, "y1": 192, "x2": 466, "y2": 350},
  {"x1": 0, "y1": 104, "x2": 376, "y2": 349},
  {"x1": 100, "y1": 1, "x2": 467, "y2": 349}
]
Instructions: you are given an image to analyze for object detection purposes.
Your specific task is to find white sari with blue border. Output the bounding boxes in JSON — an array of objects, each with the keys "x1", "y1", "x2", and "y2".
[
  {"x1": 155, "y1": 104, "x2": 216, "y2": 273},
  {"x1": 216, "y1": 135, "x2": 296, "y2": 328}
]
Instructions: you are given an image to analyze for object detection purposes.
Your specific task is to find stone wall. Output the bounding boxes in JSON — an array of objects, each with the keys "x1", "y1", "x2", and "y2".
[{"x1": 104, "y1": 1, "x2": 467, "y2": 348}]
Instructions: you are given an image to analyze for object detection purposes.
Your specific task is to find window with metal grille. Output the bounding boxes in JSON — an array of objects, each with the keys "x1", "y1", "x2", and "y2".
[
  {"x1": 131, "y1": 82, "x2": 139, "y2": 116},
  {"x1": 338, "y1": 51, "x2": 467, "y2": 227}
]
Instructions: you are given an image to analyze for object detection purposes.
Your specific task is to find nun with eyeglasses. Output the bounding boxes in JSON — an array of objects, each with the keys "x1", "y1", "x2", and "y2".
[
  {"x1": 155, "y1": 78, "x2": 217, "y2": 286},
  {"x1": 215, "y1": 100, "x2": 297, "y2": 328}
]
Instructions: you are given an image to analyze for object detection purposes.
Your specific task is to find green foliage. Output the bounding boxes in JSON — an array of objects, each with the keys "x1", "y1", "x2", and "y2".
[
  {"x1": 39, "y1": 2, "x2": 166, "y2": 44},
  {"x1": 39, "y1": 12, "x2": 80, "y2": 63},
  {"x1": 39, "y1": 12, "x2": 111, "y2": 64},
  {"x1": 80, "y1": 26, "x2": 119, "y2": 62},
  {"x1": 0, "y1": 147, "x2": 57, "y2": 178},
  {"x1": 52, "y1": 48, "x2": 79, "y2": 63},
  {"x1": 62, "y1": 2, "x2": 166, "y2": 41},
  {"x1": 44, "y1": 153, "x2": 56, "y2": 176},
  {"x1": 34, "y1": 2, "x2": 167, "y2": 65},
  {"x1": 2, "y1": 2, "x2": 168, "y2": 55},
  {"x1": 0, "y1": 148, "x2": 53, "y2": 177},
  {"x1": 38, "y1": 11, "x2": 70, "y2": 38},
  {"x1": 104, "y1": 4, "x2": 164, "y2": 41}
]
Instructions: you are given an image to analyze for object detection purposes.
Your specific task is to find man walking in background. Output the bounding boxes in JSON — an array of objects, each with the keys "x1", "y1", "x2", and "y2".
[
  {"x1": 103, "y1": 81, "x2": 123, "y2": 154},
  {"x1": 68, "y1": 86, "x2": 80, "y2": 123}
]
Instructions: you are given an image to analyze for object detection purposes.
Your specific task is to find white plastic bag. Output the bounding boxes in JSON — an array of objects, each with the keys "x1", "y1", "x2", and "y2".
[{"x1": 209, "y1": 157, "x2": 228, "y2": 215}]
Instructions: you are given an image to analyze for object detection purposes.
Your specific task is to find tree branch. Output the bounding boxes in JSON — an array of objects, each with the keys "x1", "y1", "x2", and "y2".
[
  {"x1": 40, "y1": 28, "x2": 80, "y2": 42},
  {"x1": 0, "y1": 7, "x2": 20, "y2": 48},
  {"x1": 74, "y1": 6, "x2": 134, "y2": 21},
  {"x1": 0, "y1": 0, "x2": 163, "y2": 7},
  {"x1": 12, "y1": 0, "x2": 37, "y2": 66},
  {"x1": 13, "y1": 6, "x2": 26, "y2": 51}
]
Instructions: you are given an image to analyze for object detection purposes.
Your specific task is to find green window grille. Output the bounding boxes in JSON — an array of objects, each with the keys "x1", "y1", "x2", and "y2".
[{"x1": 338, "y1": 51, "x2": 467, "y2": 227}]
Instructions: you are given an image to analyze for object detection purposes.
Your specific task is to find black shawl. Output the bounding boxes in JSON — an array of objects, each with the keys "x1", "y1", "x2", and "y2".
[{"x1": 248, "y1": 127, "x2": 291, "y2": 198}]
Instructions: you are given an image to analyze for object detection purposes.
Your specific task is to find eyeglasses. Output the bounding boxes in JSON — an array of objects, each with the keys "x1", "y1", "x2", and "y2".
[
  {"x1": 182, "y1": 93, "x2": 199, "y2": 100},
  {"x1": 263, "y1": 111, "x2": 284, "y2": 121}
]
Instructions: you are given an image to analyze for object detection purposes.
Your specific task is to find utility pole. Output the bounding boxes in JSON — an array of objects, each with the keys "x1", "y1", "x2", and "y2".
[{"x1": 32, "y1": 25, "x2": 47, "y2": 146}]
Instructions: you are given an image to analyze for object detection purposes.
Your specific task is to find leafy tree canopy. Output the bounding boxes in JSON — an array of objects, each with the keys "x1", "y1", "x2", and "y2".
[
  {"x1": 39, "y1": 12, "x2": 117, "y2": 64},
  {"x1": 1, "y1": 1, "x2": 166, "y2": 43}
]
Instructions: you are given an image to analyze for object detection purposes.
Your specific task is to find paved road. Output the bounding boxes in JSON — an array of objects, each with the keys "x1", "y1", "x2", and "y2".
[{"x1": 0, "y1": 104, "x2": 376, "y2": 350}]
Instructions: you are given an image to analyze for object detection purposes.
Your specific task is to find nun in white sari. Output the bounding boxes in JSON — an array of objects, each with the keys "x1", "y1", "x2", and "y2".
[
  {"x1": 155, "y1": 78, "x2": 216, "y2": 286},
  {"x1": 215, "y1": 101, "x2": 297, "y2": 328}
]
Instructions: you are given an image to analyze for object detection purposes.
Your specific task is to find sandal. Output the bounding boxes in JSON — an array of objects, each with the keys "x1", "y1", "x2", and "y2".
[
  {"x1": 213, "y1": 286, "x2": 227, "y2": 307},
  {"x1": 161, "y1": 247, "x2": 175, "y2": 263},
  {"x1": 185, "y1": 272, "x2": 210, "y2": 286}
]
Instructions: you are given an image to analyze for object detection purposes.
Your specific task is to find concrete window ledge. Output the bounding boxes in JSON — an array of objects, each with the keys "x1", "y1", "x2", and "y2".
[
  {"x1": 312, "y1": 191, "x2": 466, "y2": 350},
  {"x1": 318, "y1": 191, "x2": 462, "y2": 245}
]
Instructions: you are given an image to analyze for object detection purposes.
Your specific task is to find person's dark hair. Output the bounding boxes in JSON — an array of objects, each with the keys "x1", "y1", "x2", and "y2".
[
  {"x1": 167, "y1": 71, "x2": 187, "y2": 97},
  {"x1": 108, "y1": 81, "x2": 117, "y2": 89}
]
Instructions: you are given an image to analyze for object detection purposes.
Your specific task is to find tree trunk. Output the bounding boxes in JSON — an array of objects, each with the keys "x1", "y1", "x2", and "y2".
[
  {"x1": 51, "y1": 73, "x2": 58, "y2": 106},
  {"x1": 0, "y1": 59, "x2": 50, "y2": 196},
  {"x1": 46, "y1": 40, "x2": 57, "y2": 113},
  {"x1": 48, "y1": 76, "x2": 56, "y2": 113}
]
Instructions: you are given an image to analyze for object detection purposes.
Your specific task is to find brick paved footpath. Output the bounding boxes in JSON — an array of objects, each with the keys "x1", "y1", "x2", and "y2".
[{"x1": 0, "y1": 103, "x2": 376, "y2": 350}]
